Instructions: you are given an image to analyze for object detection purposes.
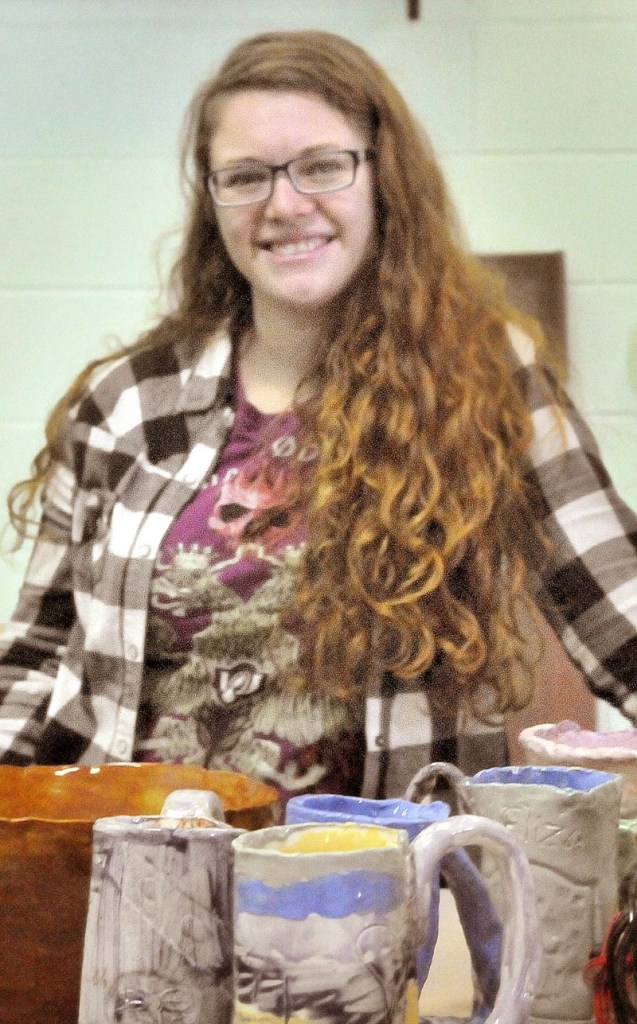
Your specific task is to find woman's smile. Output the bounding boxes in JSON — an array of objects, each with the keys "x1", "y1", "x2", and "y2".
[{"x1": 259, "y1": 235, "x2": 334, "y2": 259}]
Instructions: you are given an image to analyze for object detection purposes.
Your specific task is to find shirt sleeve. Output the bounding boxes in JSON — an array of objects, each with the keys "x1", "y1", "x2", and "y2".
[
  {"x1": 0, "y1": 460, "x2": 77, "y2": 763},
  {"x1": 510, "y1": 324, "x2": 637, "y2": 724}
]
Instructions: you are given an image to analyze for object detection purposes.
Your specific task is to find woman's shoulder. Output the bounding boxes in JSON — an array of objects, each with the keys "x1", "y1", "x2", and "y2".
[
  {"x1": 76, "y1": 339, "x2": 180, "y2": 409},
  {"x1": 72, "y1": 328, "x2": 231, "y2": 429}
]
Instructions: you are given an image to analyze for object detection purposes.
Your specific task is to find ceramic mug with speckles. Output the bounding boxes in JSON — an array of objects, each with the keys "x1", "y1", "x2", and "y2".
[{"x1": 79, "y1": 790, "x2": 243, "y2": 1024}]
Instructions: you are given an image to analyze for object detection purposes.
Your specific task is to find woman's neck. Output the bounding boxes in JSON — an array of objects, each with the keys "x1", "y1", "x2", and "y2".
[{"x1": 238, "y1": 303, "x2": 330, "y2": 414}]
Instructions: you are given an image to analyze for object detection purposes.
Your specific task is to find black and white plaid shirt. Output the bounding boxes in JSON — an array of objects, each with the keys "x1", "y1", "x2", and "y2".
[{"x1": 2, "y1": 325, "x2": 637, "y2": 796}]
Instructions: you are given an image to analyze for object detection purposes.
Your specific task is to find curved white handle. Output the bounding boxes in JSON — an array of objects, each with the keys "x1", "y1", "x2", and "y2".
[
  {"x1": 404, "y1": 761, "x2": 469, "y2": 808},
  {"x1": 412, "y1": 815, "x2": 542, "y2": 1024}
]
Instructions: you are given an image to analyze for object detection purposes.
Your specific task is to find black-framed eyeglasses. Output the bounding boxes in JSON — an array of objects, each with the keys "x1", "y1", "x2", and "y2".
[{"x1": 206, "y1": 148, "x2": 375, "y2": 207}]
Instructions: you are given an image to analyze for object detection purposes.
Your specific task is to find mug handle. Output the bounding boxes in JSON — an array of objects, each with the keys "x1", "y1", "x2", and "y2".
[
  {"x1": 160, "y1": 788, "x2": 226, "y2": 822},
  {"x1": 412, "y1": 815, "x2": 542, "y2": 1024},
  {"x1": 406, "y1": 763, "x2": 505, "y2": 1016},
  {"x1": 405, "y1": 760, "x2": 469, "y2": 810}
]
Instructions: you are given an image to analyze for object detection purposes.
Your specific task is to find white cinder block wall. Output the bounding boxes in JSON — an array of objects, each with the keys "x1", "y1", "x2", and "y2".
[{"x1": 1, "y1": 0, "x2": 636, "y2": 728}]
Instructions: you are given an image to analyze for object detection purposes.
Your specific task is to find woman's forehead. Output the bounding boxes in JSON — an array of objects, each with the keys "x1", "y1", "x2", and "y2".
[{"x1": 208, "y1": 90, "x2": 370, "y2": 163}]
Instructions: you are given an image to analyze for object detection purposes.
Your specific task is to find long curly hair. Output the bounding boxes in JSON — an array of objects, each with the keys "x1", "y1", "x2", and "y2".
[{"x1": 10, "y1": 30, "x2": 557, "y2": 716}]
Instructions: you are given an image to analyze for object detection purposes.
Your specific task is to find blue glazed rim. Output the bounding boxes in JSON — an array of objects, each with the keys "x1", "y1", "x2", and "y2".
[
  {"x1": 470, "y1": 764, "x2": 620, "y2": 792},
  {"x1": 285, "y1": 792, "x2": 450, "y2": 829}
]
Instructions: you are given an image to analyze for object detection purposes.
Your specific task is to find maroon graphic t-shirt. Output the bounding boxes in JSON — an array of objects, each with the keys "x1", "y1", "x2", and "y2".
[{"x1": 134, "y1": 378, "x2": 364, "y2": 807}]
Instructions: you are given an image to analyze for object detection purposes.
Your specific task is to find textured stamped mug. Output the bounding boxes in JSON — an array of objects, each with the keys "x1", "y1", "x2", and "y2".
[
  {"x1": 409, "y1": 762, "x2": 623, "y2": 1024},
  {"x1": 231, "y1": 817, "x2": 541, "y2": 1024}
]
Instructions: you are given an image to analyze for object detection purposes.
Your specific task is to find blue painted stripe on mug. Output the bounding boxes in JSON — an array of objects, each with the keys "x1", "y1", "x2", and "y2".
[{"x1": 236, "y1": 870, "x2": 402, "y2": 919}]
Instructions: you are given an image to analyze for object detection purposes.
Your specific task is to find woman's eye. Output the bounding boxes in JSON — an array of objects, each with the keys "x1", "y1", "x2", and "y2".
[
  {"x1": 225, "y1": 168, "x2": 268, "y2": 188},
  {"x1": 304, "y1": 158, "x2": 344, "y2": 176}
]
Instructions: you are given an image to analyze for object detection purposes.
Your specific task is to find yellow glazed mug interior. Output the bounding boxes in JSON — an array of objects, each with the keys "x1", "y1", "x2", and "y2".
[{"x1": 275, "y1": 822, "x2": 403, "y2": 853}]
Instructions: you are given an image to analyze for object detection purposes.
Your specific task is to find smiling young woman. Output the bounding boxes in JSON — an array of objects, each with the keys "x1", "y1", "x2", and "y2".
[{"x1": 2, "y1": 31, "x2": 637, "y2": 812}]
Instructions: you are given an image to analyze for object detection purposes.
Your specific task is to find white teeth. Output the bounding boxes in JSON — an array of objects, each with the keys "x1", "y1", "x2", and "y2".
[{"x1": 268, "y1": 237, "x2": 325, "y2": 256}]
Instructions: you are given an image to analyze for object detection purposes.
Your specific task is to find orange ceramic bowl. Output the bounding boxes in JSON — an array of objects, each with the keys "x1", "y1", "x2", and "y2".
[{"x1": 0, "y1": 763, "x2": 279, "y2": 1024}]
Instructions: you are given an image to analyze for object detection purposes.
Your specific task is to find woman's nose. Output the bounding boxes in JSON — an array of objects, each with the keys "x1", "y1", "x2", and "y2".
[{"x1": 264, "y1": 170, "x2": 316, "y2": 216}]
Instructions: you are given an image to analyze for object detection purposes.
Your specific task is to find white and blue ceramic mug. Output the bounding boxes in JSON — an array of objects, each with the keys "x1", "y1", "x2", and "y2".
[{"x1": 231, "y1": 816, "x2": 542, "y2": 1024}]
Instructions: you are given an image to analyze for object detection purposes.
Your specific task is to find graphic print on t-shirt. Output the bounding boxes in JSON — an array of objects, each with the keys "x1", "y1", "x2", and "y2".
[{"x1": 135, "y1": 394, "x2": 365, "y2": 802}]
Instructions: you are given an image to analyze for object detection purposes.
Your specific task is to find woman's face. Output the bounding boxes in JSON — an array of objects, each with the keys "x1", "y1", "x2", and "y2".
[{"x1": 208, "y1": 90, "x2": 377, "y2": 322}]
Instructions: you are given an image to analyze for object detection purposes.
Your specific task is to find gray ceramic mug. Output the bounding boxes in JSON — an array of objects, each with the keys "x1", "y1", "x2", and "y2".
[
  {"x1": 79, "y1": 790, "x2": 242, "y2": 1024},
  {"x1": 285, "y1": 789, "x2": 504, "y2": 1019},
  {"x1": 409, "y1": 762, "x2": 623, "y2": 1024}
]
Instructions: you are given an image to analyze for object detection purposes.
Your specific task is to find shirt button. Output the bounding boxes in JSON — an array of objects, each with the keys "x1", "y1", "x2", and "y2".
[
  {"x1": 114, "y1": 738, "x2": 129, "y2": 758},
  {"x1": 126, "y1": 643, "x2": 140, "y2": 661},
  {"x1": 134, "y1": 543, "x2": 151, "y2": 558},
  {"x1": 375, "y1": 734, "x2": 386, "y2": 749}
]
